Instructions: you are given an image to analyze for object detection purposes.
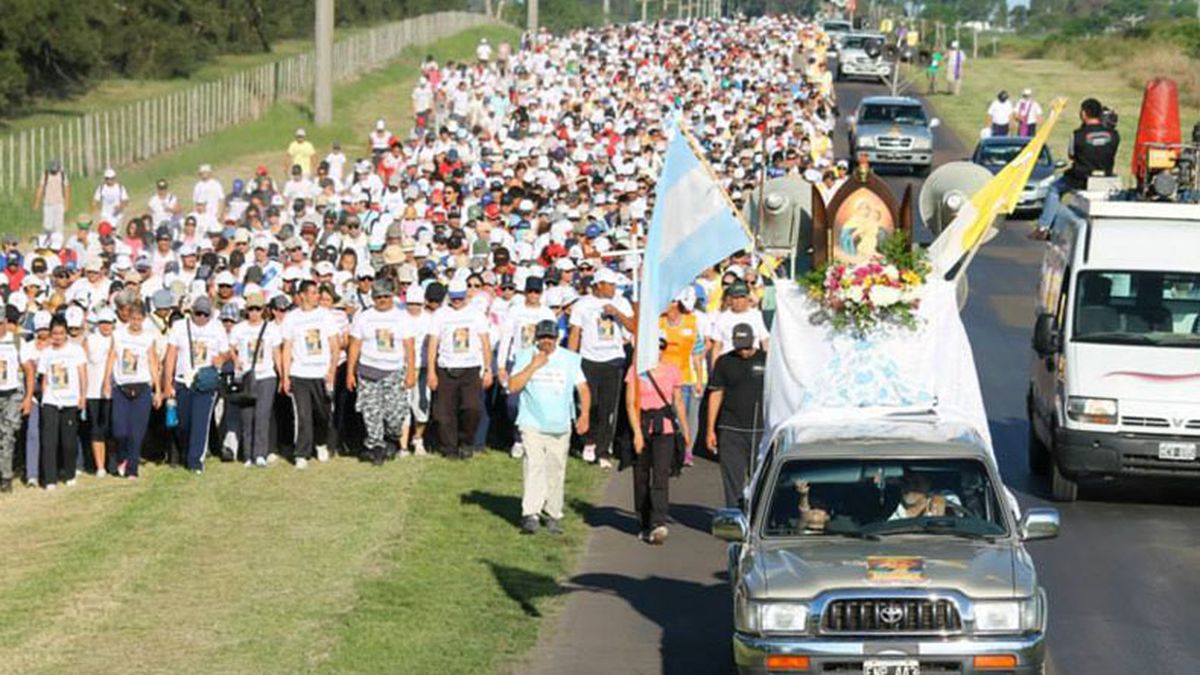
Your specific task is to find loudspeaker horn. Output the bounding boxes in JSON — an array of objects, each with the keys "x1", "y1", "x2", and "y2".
[
  {"x1": 917, "y1": 161, "x2": 993, "y2": 236},
  {"x1": 748, "y1": 174, "x2": 815, "y2": 261}
]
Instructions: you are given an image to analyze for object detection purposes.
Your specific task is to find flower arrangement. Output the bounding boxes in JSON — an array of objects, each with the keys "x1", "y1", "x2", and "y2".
[{"x1": 802, "y1": 231, "x2": 931, "y2": 338}]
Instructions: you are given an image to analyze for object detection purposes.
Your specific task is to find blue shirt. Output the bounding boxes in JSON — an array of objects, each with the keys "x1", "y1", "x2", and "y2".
[{"x1": 512, "y1": 346, "x2": 585, "y2": 434}]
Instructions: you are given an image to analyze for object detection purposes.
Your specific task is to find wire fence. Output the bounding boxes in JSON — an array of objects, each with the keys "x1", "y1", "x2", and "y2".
[{"x1": 0, "y1": 11, "x2": 496, "y2": 196}]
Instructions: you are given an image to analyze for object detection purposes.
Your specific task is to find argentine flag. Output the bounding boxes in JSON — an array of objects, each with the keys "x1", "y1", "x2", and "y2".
[{"x1": 636, "y1": 130, "x2": 752, "y2": 374}]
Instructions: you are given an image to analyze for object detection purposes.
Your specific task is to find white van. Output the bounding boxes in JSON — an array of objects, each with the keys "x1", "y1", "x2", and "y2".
[{"x1": 1028, "y1": 192, "x2": 1200, "y2": 501}]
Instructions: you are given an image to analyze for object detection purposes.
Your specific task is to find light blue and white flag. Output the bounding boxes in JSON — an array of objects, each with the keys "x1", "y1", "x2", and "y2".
[{"x1": 635, "y1": 130, "x2": 752, "y2": 374}]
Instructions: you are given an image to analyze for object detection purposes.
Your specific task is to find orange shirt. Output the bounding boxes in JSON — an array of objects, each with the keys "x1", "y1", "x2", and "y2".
[{"x1": 659, "y1": 313, "x2": 700, "y2": 385}]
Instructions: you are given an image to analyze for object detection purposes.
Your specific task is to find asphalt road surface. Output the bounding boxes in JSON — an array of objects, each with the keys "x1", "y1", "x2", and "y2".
[{"x1": 525, "y1": 80, "x2": 1200, "y2": 675}]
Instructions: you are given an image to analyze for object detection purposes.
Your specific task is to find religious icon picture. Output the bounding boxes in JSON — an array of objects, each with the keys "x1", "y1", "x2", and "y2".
[
  {"x1": 452, "y1": 327, "x2": 470, "y2": 353},
  {"x1": 375, "y1": 328, "x2": 395, "y2": 352},
  {"x1": 832, "y1": 188, "x2": 895, "y2": 265},
  {"x1": 304, "y1": 328, "x2": 322, "y2": 355}
]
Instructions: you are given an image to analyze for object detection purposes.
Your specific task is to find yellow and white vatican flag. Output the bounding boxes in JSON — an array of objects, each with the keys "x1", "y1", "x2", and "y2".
[{"x1": 928, "y1": 97, "x2": 1068, "y2": 281}]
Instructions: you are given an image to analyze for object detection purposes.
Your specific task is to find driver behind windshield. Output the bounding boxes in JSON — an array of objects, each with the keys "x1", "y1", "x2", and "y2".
[{"x1": 890, "y1": 472, "x2": 963, "y2": 520}]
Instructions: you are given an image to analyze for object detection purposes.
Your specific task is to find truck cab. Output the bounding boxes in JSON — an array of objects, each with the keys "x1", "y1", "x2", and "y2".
[
  {"x1": 714, "y1": 415, "x2": 1058, "y2": 675},
  {"x1": 1028, "y1": 192, "x2": 1200, "y2": 500}
]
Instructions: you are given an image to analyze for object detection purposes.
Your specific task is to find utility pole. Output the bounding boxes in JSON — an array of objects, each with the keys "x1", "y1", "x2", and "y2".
[
  {"x1": 603, "y1": 0, "x2": 611, "y2": 23},
  {"x1": 528, "y1": 0, "x2": 538, "y2": 34},
  {"x1": 642, "y1": 0, "x2": 648, "y2": 22},
  {"x1": 314, "y1": 0, "x2": 334, "y2": 126}
]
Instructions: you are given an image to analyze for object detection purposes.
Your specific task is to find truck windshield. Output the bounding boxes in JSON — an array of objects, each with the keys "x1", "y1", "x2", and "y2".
[
  {"x1": 761, "y1": 458, "x2": 1008, "y2": 539},
  {"x1": 976, "y1": 143, "x2": 1052, "y2": 168},
  {"x1": 1073, "y1": 270, "x2": 1200, "y2": 347},
  {"x1": 860, "y1": 104, "x2": 927, "y2": 126},
  {"x1": 841, "y1": 35, "x2": 881, "y2": 50}
]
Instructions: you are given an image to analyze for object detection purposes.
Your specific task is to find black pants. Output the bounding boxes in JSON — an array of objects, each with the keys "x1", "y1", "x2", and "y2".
[
  {"x1": 40, "y1": 404, "x2": 78, "y2": 486},
  {"x1": 718, "y1": 428, "x2": 762, "y2": 509},
  {"x1": 433, "y1": 366, "x2": 482, "y2": 456},
  {"x1": 634, "y1": 433, "x2": 674, "y2": 530},
  {"x1": 582, "y1": 358, "x2": 625, "y2": 459},
  {"x1": 290, "y1": 377, "x2": 333, "y2": 460}
]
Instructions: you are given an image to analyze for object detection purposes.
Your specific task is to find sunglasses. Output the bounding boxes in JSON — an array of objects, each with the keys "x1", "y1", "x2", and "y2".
[
  {"x1": 468, "y1": 283, "x2": 483, "y2": 289},
  {"x1": 193, "y1": 311, "x2": 210, "y2": 318},
  {"x1": 247, "y1": 306, "x2": 263, "y2": 311}
]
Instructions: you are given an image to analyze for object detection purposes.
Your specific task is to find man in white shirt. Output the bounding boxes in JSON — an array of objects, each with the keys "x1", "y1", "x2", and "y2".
[
  {"x1": 148, "y1": 179, "x2": 181, "y2": 226},
  {"x1": 280, "y1": 280, "x2": 339, "y2": 468},
  {"x1": 0, "y1": 308, "x2": 32, "y2": 492},
  {"x1": 497, "y1": 276, "x2": 555, "y2": 459},
  {"x1": 192, "y1": 164, "x2": 225, "y2": 221},
  {"x1": 427, "y1": 278, "x2": 492, "y2": 460},
  {"x1": 984, "y1": 91, "x2": 1014, "y2": 138},
  {"x1": 347, "y1": 278, "x2": 416, "y2": 464},
  {"x1": 325, "y1": 142, "x2": 348, "y2": 184},
  {"x1": 92, "y1": 169, "x2": 129, "y2": 225},
  {"x1": 711, "y1": 281, "x2": 770, "y2": 361},
  {"x1": 162, "y1": 296, "x2": 230, "y2": 474},
  {"x1": 568, "y1": 267, "x2": 634, "y2": 468}
]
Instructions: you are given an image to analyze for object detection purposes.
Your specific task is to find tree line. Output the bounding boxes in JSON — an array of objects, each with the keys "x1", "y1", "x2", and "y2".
[{"x1": 0, "y1": 0, "x2": 465, "y2": 117}]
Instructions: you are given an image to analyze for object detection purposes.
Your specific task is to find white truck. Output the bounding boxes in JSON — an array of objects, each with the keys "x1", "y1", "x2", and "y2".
[{"x1": 1028, "y1": 192, "x2": 1200, "y2": 500}]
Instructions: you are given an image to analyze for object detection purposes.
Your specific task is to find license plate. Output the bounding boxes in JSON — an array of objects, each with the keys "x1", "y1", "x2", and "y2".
[
  {"x1": 1158, "y1": 442, "x2": 1197, "y2": 461},
  {"x1": 864, "y1": 658, "x2": 920, "y2": 675}
]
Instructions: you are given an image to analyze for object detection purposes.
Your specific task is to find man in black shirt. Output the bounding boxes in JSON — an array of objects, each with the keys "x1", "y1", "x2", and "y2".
[
  {"x1": 706, "y1": 323, "x2": 767, "y2": 509},
  {"x1": 1036, "y1": 98, "x2": 1120, "y2": 235}
]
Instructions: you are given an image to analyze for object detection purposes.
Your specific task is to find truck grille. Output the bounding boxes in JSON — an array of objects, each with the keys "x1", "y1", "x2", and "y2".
[
  {"x1": 876, "y1": 136, "x2": 913, "y2": 149},
  {"x1": 821, "y1": 662, "x2": 961, "y2": 674},
  {"x1": 1122, "y1": 453, "x2": 1200, "y2": 475},
  {"x1": 1121, "y1": 416, "x2": 1170, "y2": 428},
  {"x1": 821, "y1": 599, "x2": 962, "y2": 634}
]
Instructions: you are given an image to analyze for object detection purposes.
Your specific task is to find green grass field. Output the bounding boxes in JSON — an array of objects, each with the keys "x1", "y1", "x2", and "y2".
[
  {"x1": 1, "y1": 23, "x2": 519, "y2": 237},
  {"x1": 923, "y1": 56, "x2": 1200, "y2": 176},
  {"x1": 0, "y1": 451, "x2": 606, "y2": 673}
]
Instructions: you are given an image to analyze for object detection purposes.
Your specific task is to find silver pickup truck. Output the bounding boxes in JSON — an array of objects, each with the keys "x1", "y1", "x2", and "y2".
[
  {"x1": 713, "y1": 417, "x2": 1058, "y2": 675},
  {"x1": 847, "y1": 96, "x2": 940, "y2": 176}
]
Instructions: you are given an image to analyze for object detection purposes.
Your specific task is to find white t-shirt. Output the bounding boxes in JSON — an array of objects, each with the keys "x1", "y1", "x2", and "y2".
[
  {"x1": 93, "y1": 183, "x2": 129, "y2": 220},
  {"x1": 230, "y1": 320, "x2": 282, "y2": 379},
  {"x1": 325, "y1": 152, "x2": 348, "y2": 183},
  {"x1": 85, "y1": 332, "x2": 113, "y2": 399},
  {"x1": 38, "y1": 343, "x2": 86, "y2": 408},
  {"x1": 111, "y1": 325, "x2": 157, "y2": 386},
  {"x1": 407, "y1": 310, "x2": 431, "y2": 369},
  {"x1": 987, "y1": 99, "x2": 1014, "y2": 126},
  {"x1": 351, "y1": 307, "x2": 413, "y2": 372},
  {"x1": 429, "y1": 305, "x2": 489, "y2": 369},
  {"x1": 0, "y1": 332, "x2": 23, "y2": 392},
  {"x1": 498, "y1": 302, "x2": 556, "y2": 367},
  {"x1": 713, "y1": 309, "x2": 770, "y2": 355},
  {"x1": 192, "y1": 178, "x2": 225, "y2": 209},
  {"x1": 570, "y1": 294, "x2": 633, "y2": 363},
  {"x1": 148, "y1": 192, "x2": 179, "y2": 224},
  {"x1": 169, "y1": 319, "x2": 230, "y2": 384},
  {"x1": 282, "y1": 307, "x2": 337, "y2": 379}
]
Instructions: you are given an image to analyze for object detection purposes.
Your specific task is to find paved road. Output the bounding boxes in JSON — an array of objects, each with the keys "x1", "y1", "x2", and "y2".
[{"x1": 526, "y1": 80, "x2": 1200, "y2": 674}]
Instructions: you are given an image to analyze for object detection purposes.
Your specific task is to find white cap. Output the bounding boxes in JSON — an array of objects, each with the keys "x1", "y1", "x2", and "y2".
[
  {"x1": 282, "y1": 267, "x2": 306, "y2": 282},
  {"x1": 65, "y1": 305, "x2": 84, "y2": 328},
  {"x1": 314, "y1": 261, "x2": 336, "y2": 276},
  {"x1": 406, "y1": 284, "x2": 426, "y2": 305},
  {"x1": 447, "y1": 278, "x2": 468, "y2": 297},
  {"x1": 103, "y1": 168, "x2": 116, "y2": 179},
  {"x1": 7, "y1": 292, "x2": 28, "y2": 314},
  {"x1": 33, "y1": 311, "x2": 52, "y2": 331},
  {"x1": 94, "y1": 306, "x2": 117, "y2": 323},
  {"x1": 198, "y1": 164, "x2": 213, "y2": 173},
  {"x1": 214, "y1": 271, "x2": 236, "y2": 286},
  {"x1": 375, "y1": 119, "x2": 387, "y2": 131},
  {"x1": 179, "y1": 243, "x2": 197, "y2": 257},
  {"x1": 594, "y1": 267, "x2": 620, "y2": 285},
  {"x1": 295, "y1": 127, "x2": 306, "y2": 137}
]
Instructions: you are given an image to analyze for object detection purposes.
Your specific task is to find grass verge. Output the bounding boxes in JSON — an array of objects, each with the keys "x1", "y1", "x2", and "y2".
[
  {"x1": 1, "y1": 23, "x2": 518, "y2": 238},
  {"x1": 923, "y1": 56, "x2": 1200, "y2": 175},
  {"x1": 0, "y1": 451, "x2": 606, "y2": 674}
]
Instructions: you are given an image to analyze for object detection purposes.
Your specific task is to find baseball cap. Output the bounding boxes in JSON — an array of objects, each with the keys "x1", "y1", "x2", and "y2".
[
  {"x1": 405, "y1": 284, "x2": 426, "y2": 305},
  {"x1": 33, "y1": 311, "x2": 52, "y2": 332},
  {"x1": 220, "y1": 304, "x2": 240, "y2": 322},
  {"x1": 593, "y1": 267, "x2": 620, "y2": 285},
  {"x1": 191, "y1": 296, "x2": 213, "y2": 315},
  {"x1": 534, "y1": 319, "x2": 558, "y2": 339},
  {"x1": 726, "y1": 281, "x2": 750, "y2": 298},
  {"x1": 215, "y1": 271, "x2": 236, "y2": 286},
  {"x1": 371, "y1": 278, "x2": 396, "y2": 297},
  {"x1": 245, "y1": 291, "x2": 266, "y2": 309},
  {"x1": 103, "y1": 168, "x2": 116, "y2": 179},
  {"x1": 447, "y1": 279, "x2": 468, "y2": 300},
  {"x1": 152, "y1": 289, "x2": 175, "y2": 310},
  {"x1": 731, "y1": 323, "x2": 756, "y2": 350},
  {"x1": 524, "y1": 276, "x2": 544, "y2": 294}
]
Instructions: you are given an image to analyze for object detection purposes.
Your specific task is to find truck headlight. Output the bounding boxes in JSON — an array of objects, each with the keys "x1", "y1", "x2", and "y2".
[
  {"x1": 857, "y1": 136, "x2": 875, "y2": 149},
  {"x1": 746, "y1": 601, "x2": 810, "y2": 634},
  {"x1": 1038, "y1": 175, "x2": 1057, "y2": 189},
  {"x1": 1067, "y1": 396, "x2": 1118, "y2": 425},
  {"x1": 974, "y1": 601, "x2": 1020, "y2": 633},
  {"x1": 912, "y1": 137, "x2": 932, "y2": 150}
]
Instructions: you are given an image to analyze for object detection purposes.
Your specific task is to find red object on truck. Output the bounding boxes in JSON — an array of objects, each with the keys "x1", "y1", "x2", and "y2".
[{"x1": 1132, "y1": 78, "x2": 1182, "y2": 183}]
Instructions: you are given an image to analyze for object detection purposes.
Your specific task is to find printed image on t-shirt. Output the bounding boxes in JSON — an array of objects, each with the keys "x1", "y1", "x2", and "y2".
[
  {"x1": 0, "y1": 359, "x2": 7, "y2": 384},
  {"x1": 520, "y1": 324, "x2": 536, "y2": 348},
  {"x1": 598, "y1": 316, "x2": 616, "y2": 341},
  {"x1": 304, "y1": 328, "x2": 322, "y2": 355},
  {"x1": 121, "y1": 349, "x2": 138, "y2": 376},
  {"x1": 452, "y1": 327, "x2": 470, "y2": 353},
  {"x1": 375, "y1": 328, "x2": 396, "y2": 352},
  {"x1": 192, "y1": 341, "x2": 208, "y2": 365},
  {"x1": 50, "y1": 363, "x2": 69, "y2": 390}
]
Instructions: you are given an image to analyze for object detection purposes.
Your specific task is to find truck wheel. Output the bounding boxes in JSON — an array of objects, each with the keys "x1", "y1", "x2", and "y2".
[
  {"x1": 913, "y1": 165, "x2": 930, "y2": 178},
  {"x1": 1027, "y1": 414, "x2": 1049, "y2": 475},
  {"x1": 1050, "y1": 457, "x2": 1078, "y2": 502}
]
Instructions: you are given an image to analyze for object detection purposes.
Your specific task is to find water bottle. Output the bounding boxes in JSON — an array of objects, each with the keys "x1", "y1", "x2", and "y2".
[{"x1": 165, "y1": 397, "x2": 179, "y2": 428}]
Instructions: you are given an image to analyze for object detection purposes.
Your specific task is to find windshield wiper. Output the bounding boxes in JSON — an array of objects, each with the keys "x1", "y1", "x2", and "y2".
[
  {"x1": 868, "y1": 521, "x2": 997, "y2": 543},
  {"x1": 1074, "y1": 332, "x2": 1156, "y2": 345}
]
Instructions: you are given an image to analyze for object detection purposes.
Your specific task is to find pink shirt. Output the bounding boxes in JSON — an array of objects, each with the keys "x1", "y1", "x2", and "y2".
[{"x1": 626, "y1": 363, "x2": 682, "y2": 433}]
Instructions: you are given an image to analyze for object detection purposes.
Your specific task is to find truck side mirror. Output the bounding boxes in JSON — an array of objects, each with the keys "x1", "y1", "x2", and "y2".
[
  {"x1": 1054, "y1": 159, "x2": 1067, "y2": 169},
  {"x1": 1020, "y1": 508, "x2": 1060, "y2": 541},
  {"x1": 712, "y1": 508, "x2": 749, "y2": 543},
  {"x1": 929, "y1": 117, "x2": 941, "y2": 129},
  {"x1": 1032, "y1": 313, "x2": 1060, "y2": 356}
]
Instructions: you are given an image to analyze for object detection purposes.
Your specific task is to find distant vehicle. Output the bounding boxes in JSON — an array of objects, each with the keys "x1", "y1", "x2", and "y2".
[
  {"x1": 714, "y1": 416, "x2": 1058, "y2": 675},
  {"x1": 822, "y1": 19, "x2": 853, "y2": 37},
  {"x1": 970, "y1": 137, "x2": 1066, "y2": 212},
  {"x1": 1030, "y1": 192, "x2": 1200, "y2": 501},
  {"x1": 835, "y1": 33, "x2": 891, "y2": 83},
  {"x1": 848, "y1": 96, "x2": 940, "y2": 175}
]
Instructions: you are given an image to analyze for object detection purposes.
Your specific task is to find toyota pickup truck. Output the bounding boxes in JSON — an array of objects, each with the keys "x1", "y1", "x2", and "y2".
[{"x1": 847, "y1": 96, "x2": 940, "y2": 175}]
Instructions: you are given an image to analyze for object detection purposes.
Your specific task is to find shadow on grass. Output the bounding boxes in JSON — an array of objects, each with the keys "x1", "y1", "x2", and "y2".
[
  {"x1": 485, "y1": 560, "x2": 569, "y2": 618},
  {"x1": 461, "y1": 490, "x2": 522, "y2": 528}
]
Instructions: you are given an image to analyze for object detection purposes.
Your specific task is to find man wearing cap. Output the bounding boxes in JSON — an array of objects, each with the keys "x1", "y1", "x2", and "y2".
[
  {"x1": 280, "y1": 280, "x2": 340, "y2": 468},
  {"x1": 193, "y1": 165, "x2": 225, "y2": 221},
  {"x1": 92, "y1": 169, "x2": 128, "y2": 225},
  {"x1": 568, "y1": 266, "x2": 634, "y2": 468},
  {"x1": 33, "y1": 159, "x2": 70, "y2": 235},
  {"x1": 496, "y1": 276, "x2": 555, "y2": 458},
  {"x1": 287, "y1": 128, "x2": 317, "y2": 177},
  {"x1": 163, "y1": 295, "x2": 230, "y2": 474},
  {"x1": 427, "y1": 278, "x2": 492, "y2": 460},
  {"x1": 712, "y1": 280, "x2": 769, "y2": 364},
  {"x1": 0, "y1": 306, "x2": 33, "y2": 492},
  {"x1": 706, "y1": 323, "x2": 767, "y2": 508},
  {"x1": 508, "y1": 318, "x2": 590, "y2": 534},
  {"x1": 148, "y1": 179, "x2": 182, "y2": 226},
  {"x1": 347, "y1": 278, "x2": 417, "y2": 464}
]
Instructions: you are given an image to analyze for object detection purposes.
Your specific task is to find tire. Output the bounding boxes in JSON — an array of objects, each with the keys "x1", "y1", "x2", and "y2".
[
  {"x1": 1050, "y1": 454, "x2": 1078, "y2": 502},
  {"x1": 1027, "y1": 407, "x2": 1050, "y2": 475},
  {"x1": 913, "y1": 164, "x2": 931, "y2": 178}
]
